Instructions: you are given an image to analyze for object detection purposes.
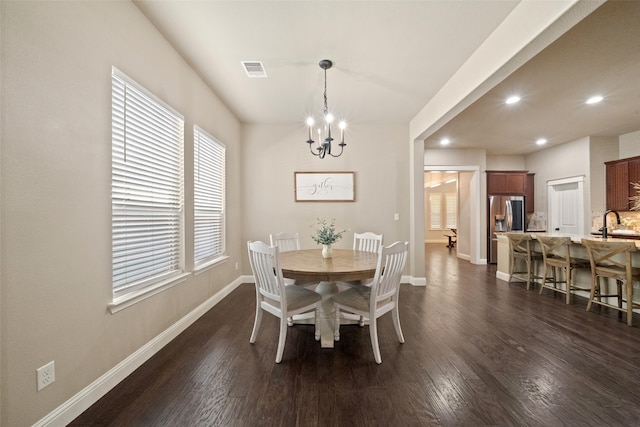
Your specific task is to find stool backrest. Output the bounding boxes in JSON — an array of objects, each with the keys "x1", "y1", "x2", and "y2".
[
  {"x1": 581, "y1": 239, "x2": 636, "y2": 271},
  {"x1": 506, "y1": 233, "x2": 533, "y2": 257},
  {"x1": 536, "y1": 235, "x2": 572, "y2": 265}
]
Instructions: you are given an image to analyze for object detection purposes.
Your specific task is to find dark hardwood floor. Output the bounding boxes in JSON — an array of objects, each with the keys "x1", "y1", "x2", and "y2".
[{"x1": 71, "y1": 244, "x2": 640, "y2": 426}]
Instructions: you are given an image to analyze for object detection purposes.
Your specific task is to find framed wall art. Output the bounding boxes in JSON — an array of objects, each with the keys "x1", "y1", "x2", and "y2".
[{"x1": 294, "y1": 171, "x2": 355, "y2": 202}]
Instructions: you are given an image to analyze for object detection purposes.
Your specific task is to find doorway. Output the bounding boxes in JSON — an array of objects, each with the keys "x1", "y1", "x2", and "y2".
[{"x1": 424, "y1": 166, "x2": 482, "y2": 264}]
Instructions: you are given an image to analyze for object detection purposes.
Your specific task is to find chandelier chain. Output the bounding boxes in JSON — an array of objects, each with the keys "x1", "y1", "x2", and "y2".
[{"x1": 323, "y1": 68, "x2": 328, "y2": 116}]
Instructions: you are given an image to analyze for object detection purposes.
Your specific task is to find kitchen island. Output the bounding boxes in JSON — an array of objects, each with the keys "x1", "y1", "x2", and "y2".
[{"x1": 496, "y1": 232, "x2": 640, "y2": 310}]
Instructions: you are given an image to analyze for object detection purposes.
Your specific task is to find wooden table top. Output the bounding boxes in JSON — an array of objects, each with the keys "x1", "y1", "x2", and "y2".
[{"x1": 279, "y1": 249, "x2": 378, "y2": 283}]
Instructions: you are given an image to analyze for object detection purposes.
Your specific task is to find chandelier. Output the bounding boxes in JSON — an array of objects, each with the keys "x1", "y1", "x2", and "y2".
[{"x1": 305, "y1": 60, "x2": 346, "y2": 158}]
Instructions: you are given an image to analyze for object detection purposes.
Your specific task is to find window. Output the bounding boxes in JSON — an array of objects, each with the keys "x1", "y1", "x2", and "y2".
[
  {"x1": 429, "y1": 193, "x2": 441, "y2": 229},
  {"x1": 446, "y1": 193, "x2": 457, "y2": 229},
  {"x1": 111, "y1": 68, "x2": 185, "y2": 298},
  {"x1": 194, "y1": 125, "x2": 226, "y2": 265}
]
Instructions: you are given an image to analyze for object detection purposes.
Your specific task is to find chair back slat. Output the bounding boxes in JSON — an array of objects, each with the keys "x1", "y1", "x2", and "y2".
[
  {"x1": 582, "y1": 239, "x2": 637, "y2": 271},
  {"x1": 353, "y1": 232, "x2": 383, "y2": 253},
  {"x1": 506, "y1": 233, "x2": 533, "y2": 256},
  {"x1": 537, "y1": 236, "x2": 572, "y2": 265},
  {"x1": 248, "y1": 241, "x2": 284, "y2": 302},
  {"x1": 372, "y1": 241, "x2": 408, "y2": 302},
  {"x1": 269, "y1": 232, "x2": 300, "y2": 253}
]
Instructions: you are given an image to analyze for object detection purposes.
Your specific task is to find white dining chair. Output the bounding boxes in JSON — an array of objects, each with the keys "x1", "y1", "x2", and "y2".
[
  {"x1": 353, "y1": 231, "x2": 383, "y2": 253},
  {"x1": 270, "y1": 232, "x2": 304, "y2": 325},
  {"x1": 247, "y1": 241, "x2": 322, "y2": 363},
  {"x1": 333, "y1": 241, "x2": 408, "y2": 364},
  {"x1": 350, "y1": 232, "x2": 384, "y2": 325},
  {"x1": 269, "y1": 232, "x2": 301, "y2": 253}
]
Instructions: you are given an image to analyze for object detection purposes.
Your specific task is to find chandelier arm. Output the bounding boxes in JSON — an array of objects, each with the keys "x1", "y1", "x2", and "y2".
[{"x1": 328, "y1": 144, "x2": 345, "y2": 158}]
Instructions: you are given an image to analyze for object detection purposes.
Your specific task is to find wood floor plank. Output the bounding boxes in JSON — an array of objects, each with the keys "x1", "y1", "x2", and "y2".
[{"x1": 70, "y1": 244, "x2": 640, "y2": 426}]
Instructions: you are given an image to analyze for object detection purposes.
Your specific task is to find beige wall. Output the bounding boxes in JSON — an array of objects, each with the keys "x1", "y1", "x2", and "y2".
[
  {"x1": 620, "y1": 130, "x2": 640, "y2": 158},
  {"x1": 457, "y1": 171, "x2": 473, "y2": 258},
  {"x1": 1, "y1": 2, "x2": 242, "y2": 425},
  {"x1": 589, "y1": 136, "x2": 620, "y2": 213},
  {"x1": 486, "y1": 155, "x2": 526, "y2": 171},
  {"x1": 241, "y1": 123, "x2": 411, "y2": 263}
]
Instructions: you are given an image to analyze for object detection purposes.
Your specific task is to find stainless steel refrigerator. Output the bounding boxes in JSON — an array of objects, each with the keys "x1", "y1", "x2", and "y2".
[{"x1": 487, "y1": 195, "x2": 525, "y2": 264}]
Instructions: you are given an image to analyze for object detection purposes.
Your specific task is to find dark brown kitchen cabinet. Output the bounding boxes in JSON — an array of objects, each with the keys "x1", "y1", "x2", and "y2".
[
  {"x1": 605, "y1": 156, "x2": 640, "y2": 210},
  {"x1": 630, "y1": 158, "x2": 640, "y2": 200},
  {"x1": 525, "y1": 173, "x2": 535, "y2": 213},
  {"x1": 487, "y1": 171, "x2": 527, "y2": 195}
]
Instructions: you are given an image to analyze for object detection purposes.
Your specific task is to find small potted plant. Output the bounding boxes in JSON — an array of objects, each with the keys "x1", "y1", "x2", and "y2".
[{"x1": 311, "y1": 218, "x2": 346, "y2": 258}]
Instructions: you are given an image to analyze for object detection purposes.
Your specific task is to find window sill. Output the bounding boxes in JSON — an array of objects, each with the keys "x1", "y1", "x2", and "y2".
[
  {"x1": 194, "y1": 255, "x2": 229, "y2": 276},
  {"x1": 108, "y1": 272, "x2": 190, "y2": 314}
]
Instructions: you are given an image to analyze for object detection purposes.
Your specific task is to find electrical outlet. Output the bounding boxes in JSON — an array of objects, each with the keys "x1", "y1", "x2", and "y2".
[
  {"x1": 37, "y1": 361, "x2": 55, "y2": 391},
  {"x1": 235, "y1": 262, "x2": 239, "y2": 270}
]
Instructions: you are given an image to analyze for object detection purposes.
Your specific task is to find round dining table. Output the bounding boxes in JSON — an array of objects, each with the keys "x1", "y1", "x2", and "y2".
[{"x1": 279, "y1": 249, "x2": 379, "y2": 348}]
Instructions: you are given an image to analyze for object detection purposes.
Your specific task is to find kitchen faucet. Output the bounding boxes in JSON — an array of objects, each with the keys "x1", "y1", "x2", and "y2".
[{"x1": 602, "y1": 209, "x2": 621, "y2": 239}]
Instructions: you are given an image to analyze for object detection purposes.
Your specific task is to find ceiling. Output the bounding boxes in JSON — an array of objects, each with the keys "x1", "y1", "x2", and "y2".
[
  {"x1": 425, "y1": 0, "x2": 640, "y2": 155},
  {"x1": 134, "y1": 1, "x2": 640, "y2": 156}
]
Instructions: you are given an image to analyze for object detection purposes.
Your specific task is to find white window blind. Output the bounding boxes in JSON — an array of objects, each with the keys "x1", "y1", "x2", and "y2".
[
  {"x1": 429, "y1": 194, "x2": 441, "y2": 229},
  {"x1": 111, "y1": 68, "x2": 184, "y2": 295},
  {"x1": 446, "y1": 193, "x2": 457, "y2": 229},
  {"x1": 194, "y1": 125, "x2": 226, "y2": 264}
]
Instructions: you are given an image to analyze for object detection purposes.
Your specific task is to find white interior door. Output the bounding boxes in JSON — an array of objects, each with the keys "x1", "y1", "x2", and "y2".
[{"x1": 548, "y1": 176, "x2": 584, "y2": 235}]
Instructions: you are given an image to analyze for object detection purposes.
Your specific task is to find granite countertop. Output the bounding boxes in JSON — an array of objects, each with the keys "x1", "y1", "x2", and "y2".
[
  {"x1": 591, "y1": 230, "x2": 640, "y2": 237},
  {"x1": 529, "y1": 232, "x2": 640, "y2": 248}
]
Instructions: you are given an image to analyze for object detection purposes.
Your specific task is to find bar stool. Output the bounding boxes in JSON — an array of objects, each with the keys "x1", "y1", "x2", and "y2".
[
  {"x1": 506, "y1": 232, "x2": 543, "y2": 290},
  {"x1": 581, "y1": 239, "x2": 640, "y2": 326},
  {"x1": 536, "y1": 236, "x2": 590, "y2": 304}
]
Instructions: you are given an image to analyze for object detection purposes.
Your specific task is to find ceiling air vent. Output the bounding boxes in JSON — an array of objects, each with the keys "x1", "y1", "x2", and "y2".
[{"x1": 241, "y1": 61, "x2": 267, "y2": 78}]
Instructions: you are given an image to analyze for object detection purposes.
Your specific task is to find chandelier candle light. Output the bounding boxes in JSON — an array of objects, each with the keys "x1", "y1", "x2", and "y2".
[{"x1": 306, "y1": 60, "x2": 347, "y2": 158}]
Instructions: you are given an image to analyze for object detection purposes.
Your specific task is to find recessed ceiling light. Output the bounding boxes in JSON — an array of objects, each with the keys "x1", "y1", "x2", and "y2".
[
  {"x1": 505, "y1": 95, "x2": 521, "y2": 105},
  {"x1": 586, "y1": 95, "x2": 603, "y2": 104},
  {"x1": 536, "y1": 138, "x2": 547, "y2": 146},
  {"x1": 440, "y1": 138, "x2": 450, "y2": 146}
]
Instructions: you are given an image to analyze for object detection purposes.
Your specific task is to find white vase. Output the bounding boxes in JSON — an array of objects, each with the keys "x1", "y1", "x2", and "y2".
[{"x1": 322, "y1": 244, "x2": 333, "y2": 259}]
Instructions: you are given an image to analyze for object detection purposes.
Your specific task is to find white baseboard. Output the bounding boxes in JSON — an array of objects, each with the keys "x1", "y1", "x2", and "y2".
[
  {"x1": 34, "y1": 277, "x2": 245, "y2": 427},
  {"x1": 496, "y1": 271, "x2": 510, "y2": 282},
  {"x1": 406, "y1": 275, "x2": 426, "y2": 286}
]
